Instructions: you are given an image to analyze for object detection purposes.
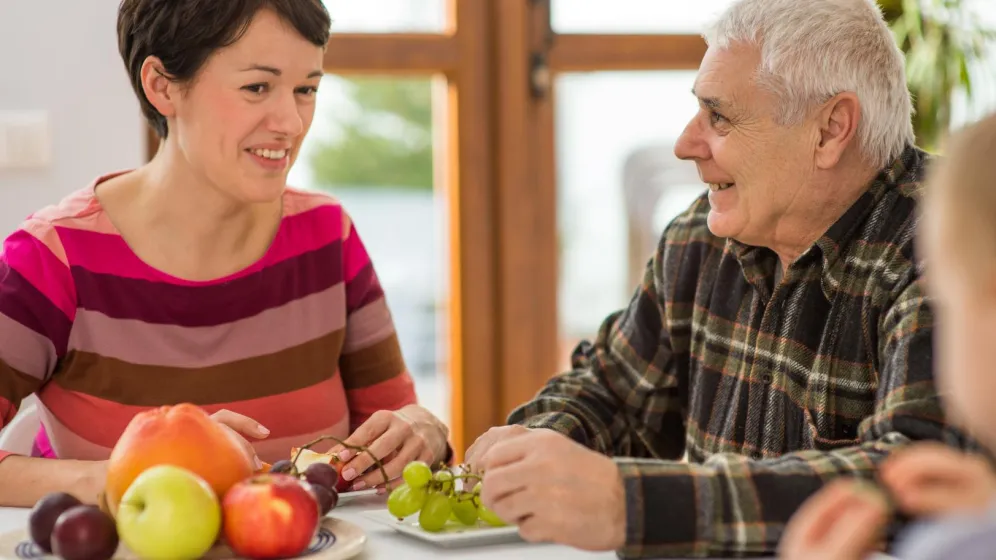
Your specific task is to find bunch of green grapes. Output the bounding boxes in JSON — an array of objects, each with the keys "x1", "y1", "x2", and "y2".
[{"x1": 386, "y1": 461, "x2": 507, "y2": 532}]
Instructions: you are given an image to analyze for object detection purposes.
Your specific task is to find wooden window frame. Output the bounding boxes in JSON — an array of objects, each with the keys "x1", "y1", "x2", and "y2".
[{"x1": 142, "y1": 0, "x2": 707, "y2": 460}]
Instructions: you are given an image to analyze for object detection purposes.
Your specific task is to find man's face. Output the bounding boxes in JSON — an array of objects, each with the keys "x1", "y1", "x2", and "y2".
[{"x1": 674, "y1": 43, "x2": 820, "y2": 246}]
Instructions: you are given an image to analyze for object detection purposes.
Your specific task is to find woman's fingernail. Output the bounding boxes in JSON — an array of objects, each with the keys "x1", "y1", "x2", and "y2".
[
  {"x1": 352, "y1": 481, "x2": 366, "y2": 491},
  {"x1": 337, "y1": 449, "x2": 352, "y2": 462},
  {"x1": 257, "y1": 425, "x2": 270, "y2": 436},
  {"x1": 254, "y1": 456, "x2": 263, "y2": 470},
  {"x1": 376, "y1": 487, "x2": 386, "y2": 495},
  {"x1": 343, "y1": 468, "x2": 357, "y2": 481}
]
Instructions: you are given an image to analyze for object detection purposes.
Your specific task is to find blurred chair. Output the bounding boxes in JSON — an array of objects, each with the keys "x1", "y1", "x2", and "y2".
[
  {"x1": 0, "y1": 395, "x2": 40, "y2": 455},
  {"x1": 621, "y1": 143, "x2": 704, "y2": 289}
]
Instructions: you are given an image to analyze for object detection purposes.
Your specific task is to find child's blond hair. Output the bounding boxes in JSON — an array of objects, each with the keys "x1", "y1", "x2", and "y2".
[{"x1": 922, "y1": 113, "x2": 996, "y2": 285}]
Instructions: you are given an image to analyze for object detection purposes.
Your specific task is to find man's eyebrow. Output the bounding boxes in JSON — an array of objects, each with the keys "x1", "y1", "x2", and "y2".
[
  {"x1": 242, "y1": 64, "x2": 323, "y2": 79},
  {"x1": 691, "y1": 87, "x2": 727, "y2": 111}
]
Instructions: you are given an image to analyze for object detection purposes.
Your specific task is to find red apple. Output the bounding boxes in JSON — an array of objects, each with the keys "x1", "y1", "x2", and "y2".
[{"x1": 222, "y1": 474, "x2": 320, "y2": 559}]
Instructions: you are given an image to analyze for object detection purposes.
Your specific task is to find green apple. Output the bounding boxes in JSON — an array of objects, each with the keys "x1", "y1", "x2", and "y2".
[{"x1": 115, "y1": 465, "x2": 222, "y2": 560}]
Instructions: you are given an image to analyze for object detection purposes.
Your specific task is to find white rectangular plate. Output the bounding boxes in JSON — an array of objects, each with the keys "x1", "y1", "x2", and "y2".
[
  {"x1": 362, "y1": 509, "x2": 522, "y2": 548},
  {"x1": 337, "y1": 488, "x2": 378, "y2": 504}
]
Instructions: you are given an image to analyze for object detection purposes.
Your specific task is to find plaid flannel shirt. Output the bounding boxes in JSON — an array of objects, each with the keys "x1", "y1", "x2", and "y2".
[{"x1": 508, "y1": 145, "x2": 973, "y2": 558}]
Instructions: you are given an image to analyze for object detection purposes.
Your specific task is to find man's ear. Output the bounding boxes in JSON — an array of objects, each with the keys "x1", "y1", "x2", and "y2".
[
  {"x1": 140, "y1": 56, "x2": 178, "y2": 120},
  {"x1": 815, "y1": 92, "x2": 861, "y2": 169}
]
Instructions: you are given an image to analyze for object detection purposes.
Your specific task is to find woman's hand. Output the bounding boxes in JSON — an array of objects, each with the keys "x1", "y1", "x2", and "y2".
[
  {"x1": 778, "y1": 478, "x2": 891, "y2": 560},
  {"x1": 210, "y1": 409, "x2": 270, "y2": 471},
  {"x1": 330, "y1": 406, "x2": 449, "y2": 492}
]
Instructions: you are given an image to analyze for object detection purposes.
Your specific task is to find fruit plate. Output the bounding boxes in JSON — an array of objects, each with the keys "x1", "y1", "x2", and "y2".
[
  {"x1": 362, "y1": 509, "x2": 521, "y2": 548},
  {"x1": 0, "y1": 516, "x2": 366, "y2": 560}
]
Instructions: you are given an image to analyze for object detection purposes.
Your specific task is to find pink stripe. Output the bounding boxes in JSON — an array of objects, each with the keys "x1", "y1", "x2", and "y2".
[
  {"x1": 28, "y1": 185, "x2": 102, "y2": 225},
  {"x1": 251, "y1": 417, "x2": 350, "y2": 465},
  {"x1": 57, "y1": 204, "x2": 344, "y2": 283},
  {"x1": 40, "y1": 375, "x2": 350, "y2": 449},
  {"x1": 343, "y1": 226, "x2": 372, "y2": 283},
  {"x1": 3, "y1": 229, "x2": 75, "y2": 319},
  {"x1": 282, "y1": 187, "x2": 343, "y2": 217},
  {"x1": 342, "y1": 297, "x2": 395, "y2": 353},
  {"x1": 266, "y1": 204, "x2": 343, "y2": 265},
  {"x1": 346, "y1": 373, "x2": 418, "y2": 429},
  {"x1": 67, "y1": 282, "x2": 346, "y2": 368},
  {"x1": 22, "y1": 219, "x2": 68, "y2": 266},
  {"x1": 0, "y1": 311, "x2": 58, "y2": 380}
]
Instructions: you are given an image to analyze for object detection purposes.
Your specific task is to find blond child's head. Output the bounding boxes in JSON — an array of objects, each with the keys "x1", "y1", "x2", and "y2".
[{"x1": 920, "y1": 112, "x2": 996, "y2": 450}]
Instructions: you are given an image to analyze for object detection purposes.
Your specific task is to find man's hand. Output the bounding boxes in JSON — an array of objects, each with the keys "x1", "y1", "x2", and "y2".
[
  {"x1": 464, "y1": 425, "x2": 530, "y2": 472},
  {"x1": 477, "y1": 429, "x2": 626, "y2": 551},
  {"x1": 880, "y1": 442, "x2": 996, "y2": 517},
  {"x1": 778, "y1": 479, "x2": 891, "y2": 560}
]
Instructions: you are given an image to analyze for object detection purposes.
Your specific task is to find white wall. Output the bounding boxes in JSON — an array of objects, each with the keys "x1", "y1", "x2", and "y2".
[{"x1": 0, "y1": 1, "x2": 144, "y2": 237}]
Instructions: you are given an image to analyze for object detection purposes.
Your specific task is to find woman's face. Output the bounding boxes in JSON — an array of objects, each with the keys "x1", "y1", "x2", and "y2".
[{"x1": 157, "y1": 8, "x2": 324, "y2": 204}]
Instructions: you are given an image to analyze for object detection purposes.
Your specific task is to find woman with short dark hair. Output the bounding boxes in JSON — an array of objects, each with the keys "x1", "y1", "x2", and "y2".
[{"x1": 0, "y1": 0, "x2": 451, "y2": 506}]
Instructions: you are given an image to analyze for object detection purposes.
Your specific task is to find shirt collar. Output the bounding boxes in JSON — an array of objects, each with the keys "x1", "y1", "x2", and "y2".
[{"x1": 728, "y1": 144, "x2": 927, "y2": 301}]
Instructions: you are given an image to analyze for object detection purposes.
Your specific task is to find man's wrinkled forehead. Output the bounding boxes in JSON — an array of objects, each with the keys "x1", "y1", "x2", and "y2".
[{"x1": 692, "y1": 45, "x2": 763, "y2": 113}]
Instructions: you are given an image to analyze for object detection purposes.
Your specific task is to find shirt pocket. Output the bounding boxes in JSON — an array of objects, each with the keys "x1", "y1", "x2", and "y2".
[{"x1": 803, "y1": 408, "x2": 862, "y2": 451}]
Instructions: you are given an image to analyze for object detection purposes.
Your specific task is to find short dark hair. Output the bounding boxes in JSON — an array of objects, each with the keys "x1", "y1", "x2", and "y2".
[{"x1": 117, "y1": 0, "x2": 331, "y2": 139}]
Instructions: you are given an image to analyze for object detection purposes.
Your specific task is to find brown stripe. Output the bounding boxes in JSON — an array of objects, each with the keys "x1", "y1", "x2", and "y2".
[
  {"x1": 1, "y1": 364, "x2": 43, "y2": 422},
  {"x1": 338, "y1": 335, "x2": 406, "y2": 390},
  {"x1": 52, "y1": 329, "x2": 346, "y2": 406}
]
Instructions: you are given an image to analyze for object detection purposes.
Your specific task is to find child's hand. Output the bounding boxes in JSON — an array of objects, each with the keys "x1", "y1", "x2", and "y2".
[
  {"x1": 778, "y1": 479, "x2": 890, "y2": 560},
  {"x1": 881, "y1": 442, "x2": 996, "y2": 517}
]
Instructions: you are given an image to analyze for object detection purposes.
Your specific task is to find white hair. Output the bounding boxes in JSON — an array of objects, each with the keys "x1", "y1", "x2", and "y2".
[{"x1": 704, "y1": 0, "x2": 915, "y2": 168}]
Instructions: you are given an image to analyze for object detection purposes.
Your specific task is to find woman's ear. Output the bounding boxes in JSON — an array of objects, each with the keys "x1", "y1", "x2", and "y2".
[{"x1": 140, "y1": 56, "x2": 177, "y2": 120}]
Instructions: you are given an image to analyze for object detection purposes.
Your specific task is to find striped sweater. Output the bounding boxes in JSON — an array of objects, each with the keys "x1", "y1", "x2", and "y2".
[{"x1": 0, "y1": 174, "x2": 417, "y2": 465}]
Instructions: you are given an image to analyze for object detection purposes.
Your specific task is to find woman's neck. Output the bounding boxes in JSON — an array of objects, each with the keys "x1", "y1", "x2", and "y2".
[{"x1": 98, "y1": 142, "x2": 283, "y2": 281}]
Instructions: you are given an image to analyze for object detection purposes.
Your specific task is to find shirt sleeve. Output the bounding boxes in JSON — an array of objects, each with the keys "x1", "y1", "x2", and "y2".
[
  {"x1": 337, "y1": 209, "x2": 418, "y2": 432},
  {"x1": 0, "y1": 219, "x2": 75, "y2": 464},
  {"x1": 507, "y1": 240, "x2": 685, "y2": 459},
  {"x1": 511, "y1": 264, "x2": 972, "y2": 557}
]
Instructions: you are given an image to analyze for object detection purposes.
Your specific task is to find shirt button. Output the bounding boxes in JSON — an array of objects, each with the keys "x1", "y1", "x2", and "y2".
[{"x1": 762, "y1": 373, "x2": 773, "y2": 384}]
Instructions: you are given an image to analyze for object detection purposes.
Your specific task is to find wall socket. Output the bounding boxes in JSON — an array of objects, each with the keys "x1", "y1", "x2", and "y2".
[{"x1": 0, "y1": 111, "x2": 52, "y2": 170}]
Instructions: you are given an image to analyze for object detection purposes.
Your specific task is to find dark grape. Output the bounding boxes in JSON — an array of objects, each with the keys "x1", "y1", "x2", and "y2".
[
  {"x1": 304, "y1": 462, "x2": 339, "y2": 490},
  {"x1": 309, "y1": 483, "x2": 338, "y2": 515},
  {"x1": 50, "y1": 505, "x2": 119, "y2": 560},
  {"x1": 269, "y1": 459, "x2": 295, "y2": 474},
  {"x1": 29, "y1": 492, "x2": 82, "y2": 553}
]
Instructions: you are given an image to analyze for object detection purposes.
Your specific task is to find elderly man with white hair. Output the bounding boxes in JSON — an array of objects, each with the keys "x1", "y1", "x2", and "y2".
[{"x1": 463, "y1": 0, "x2": 975, "y2": 557}]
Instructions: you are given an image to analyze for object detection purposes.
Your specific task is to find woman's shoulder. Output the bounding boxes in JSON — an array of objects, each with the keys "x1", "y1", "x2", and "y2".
[
  {"x1": 282, "y1": 186, "x2": 366, "y2": 241},
  {"x1": 5, "y1": 175, "x2": 112, "y2": 257},
  {"x1": 24, "y1": 181, "x2": 103, "y2": 229}
]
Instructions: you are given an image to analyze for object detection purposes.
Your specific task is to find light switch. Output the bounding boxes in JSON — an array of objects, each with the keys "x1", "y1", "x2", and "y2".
[{"x1": 0, "y1": 111, "x2": 52, "y2": 170}]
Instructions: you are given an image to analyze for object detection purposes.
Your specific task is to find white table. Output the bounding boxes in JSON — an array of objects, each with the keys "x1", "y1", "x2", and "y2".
[
  {"x1": 0, "y1": 494, "x2": 617, "y2": 560},
  {"x1": 1, "y1": 497, "x2": 905, "y2": 560}
]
